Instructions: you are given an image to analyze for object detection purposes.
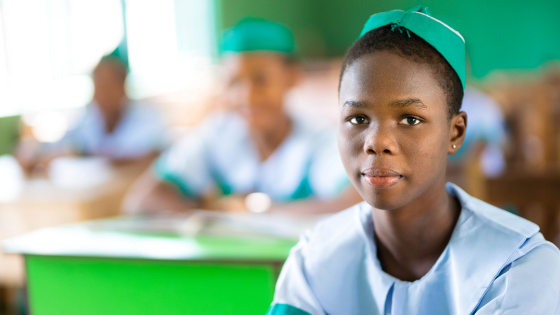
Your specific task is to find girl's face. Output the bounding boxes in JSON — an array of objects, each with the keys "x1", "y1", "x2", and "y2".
[
  {"x1": 93, "y1": 62, "x2": 126, "y2": 114},
  {"x1": 222, "y1": 53, "x2": 298, "y2": 130},
  {"x1": 338, "y1": 51, "x2": 466, "y2": 210}
]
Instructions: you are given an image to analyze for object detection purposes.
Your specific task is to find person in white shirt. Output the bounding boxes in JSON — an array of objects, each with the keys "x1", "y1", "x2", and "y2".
[
  {"x1": 63, "y1": 56, "x2": 165, "y2": 161},
  {"x1": 124, "y1": 19, "x2": 361, "y2": 215}
]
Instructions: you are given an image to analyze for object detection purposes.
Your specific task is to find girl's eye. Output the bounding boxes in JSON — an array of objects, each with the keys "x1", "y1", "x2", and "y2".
[
  {"x1": 400, "y1": 117, "x2": 421, "y2": 125},
  {"x1": 349, "y1": 116, "x2": 369, "y2": 125}
]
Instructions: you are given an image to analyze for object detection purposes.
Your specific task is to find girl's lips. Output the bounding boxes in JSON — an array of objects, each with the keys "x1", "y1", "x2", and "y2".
[
  {"x1": 363, "y1": 175, "x2": 402, "y2": 189},
  {"x1": 361, "y1": 167, "x2": 403, "y2": 189}
]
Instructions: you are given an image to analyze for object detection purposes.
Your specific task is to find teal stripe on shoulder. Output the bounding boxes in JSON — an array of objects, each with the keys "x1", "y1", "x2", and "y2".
[
  {"x1": 153, "y1": 159, "x2": 196, "y2": 198},
  {"x1": 290, "y1": 175, "x2": 313, "y2": 201},
  {"x1": 267, "y1": 304, "x2": 311, "y2": 315}
]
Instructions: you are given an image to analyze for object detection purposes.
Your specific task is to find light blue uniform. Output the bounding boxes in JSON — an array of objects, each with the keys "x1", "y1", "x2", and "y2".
[
  {"x1": 63, "y1": 101, "x2": 165, "y2": 159},
  {"x1": 155, "y1": 112, "x2": 350, "y2": 202},
  {"x1": 269, "y1": 183, "x2": 560, "y2": 314}
]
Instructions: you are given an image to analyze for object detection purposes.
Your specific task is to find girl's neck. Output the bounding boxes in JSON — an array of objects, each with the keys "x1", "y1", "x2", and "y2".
[
  {"x1": 99, "y1": 99, "x2": 128, "y2": 134},
  {"x1": 250, "y1": 114, "x2": 292, "y2": 162},
  {"x1": 372, "y1": 180, "x2": 461, "y2": 282}
]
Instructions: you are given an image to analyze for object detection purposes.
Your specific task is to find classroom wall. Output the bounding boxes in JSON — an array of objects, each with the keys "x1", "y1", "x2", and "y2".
[
  {"x1": 0, "y1": 115, "x2": 20, "y2": 156},
  {"x1": 214, "y1": 0, "x2": 560, "y2": 78}
]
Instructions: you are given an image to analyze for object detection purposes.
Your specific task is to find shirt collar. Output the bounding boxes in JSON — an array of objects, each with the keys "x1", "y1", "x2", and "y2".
[{"x1": 357, "y1": 183, "x2": 539, "y2": 314}]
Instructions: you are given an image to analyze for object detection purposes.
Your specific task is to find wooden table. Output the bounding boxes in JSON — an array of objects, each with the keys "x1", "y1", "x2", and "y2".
[
  {"x1": 0, "y1": 162, "x2": 146, "y2": 287},
  {"x1": 486, "y1": 171, "x2": 560, "y2": 242}
]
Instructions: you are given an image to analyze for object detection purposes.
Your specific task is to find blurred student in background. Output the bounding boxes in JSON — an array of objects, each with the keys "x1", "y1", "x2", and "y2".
[
  {"x1": 125, "y1": 18, "x2": 361, "y2": 215},
  {"x1": 74, "y1": 55, "x2": 165, "y2": 161},
  {"x1": 450, "y1": 87, "x2": 507, "y2": 174},
  {"x1": 17, "y1": 55, "x2": 166, "y2": 173},
  {"x1": 447, "y1": 54, "x2": 508, "y2": 193}
]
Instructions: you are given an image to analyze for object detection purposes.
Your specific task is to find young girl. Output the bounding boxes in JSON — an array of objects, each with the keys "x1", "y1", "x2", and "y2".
[
  {"x1": 125, "y1": 19, "x2": 360, "y2": 215},
  {"x1": 268, "y1": 6, "x2": 560, "y2": 315}
]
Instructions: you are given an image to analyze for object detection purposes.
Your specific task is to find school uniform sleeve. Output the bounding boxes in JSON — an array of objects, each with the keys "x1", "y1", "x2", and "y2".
[
  {"x1": 268, "y1": 231, "x2": 325, "y2": 315},
  {"x1": 153, "y1": 128, "x2": 215, "y2": 199},
  {"x1": 42, "y1": 107, "x2": 93, "y2": 156},
  {"x1": 474, "y1": 238, "x2": 560, "y2": 315},
  {"x1": 307, "y1": 131, "x2": 351, "y2": 200},
  {"x1": 110, "y1": 103, "x2": 167, "y2": 159}
]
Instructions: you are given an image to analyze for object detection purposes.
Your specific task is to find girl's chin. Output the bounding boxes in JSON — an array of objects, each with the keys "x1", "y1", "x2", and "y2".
[
  {"x1": 362, "y1": 189, "x2": 407, "y2": 211},
  {"x1": 368, "y1": 200, "x2": 406, "y2": 211}
]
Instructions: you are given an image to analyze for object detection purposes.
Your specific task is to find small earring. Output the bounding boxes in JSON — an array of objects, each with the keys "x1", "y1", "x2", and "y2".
[{"x1": 452, "y1": 144, "x2": 457, "y2": 149}]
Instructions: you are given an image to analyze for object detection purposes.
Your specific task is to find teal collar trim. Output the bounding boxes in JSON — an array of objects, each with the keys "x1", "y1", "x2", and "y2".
[
  {"x1": 153, "y1": 160, "x2": 197, "y2": 199},
  {"x1": 267, "y1": 304, "x2": 310, "y2": 315}
]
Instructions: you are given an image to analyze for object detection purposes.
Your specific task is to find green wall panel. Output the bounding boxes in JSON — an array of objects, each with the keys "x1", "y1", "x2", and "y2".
[
  {"x1": 0, "y1": 115, "x2": 20, "y2": 156},
  {"x1": 214, "y1": 0, "x2": 560, "y2": 77},
  {"x1": 362, "y1": 0, "x2": 560, "y2": 78}
]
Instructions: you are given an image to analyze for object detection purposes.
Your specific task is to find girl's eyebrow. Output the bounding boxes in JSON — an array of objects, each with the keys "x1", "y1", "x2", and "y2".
[
  {"x1": 389, "y1": 98, "x2": 427, "y2": 109},
  {"x1": 342, "y1": 98, "x2": 427, "y2": 110}
]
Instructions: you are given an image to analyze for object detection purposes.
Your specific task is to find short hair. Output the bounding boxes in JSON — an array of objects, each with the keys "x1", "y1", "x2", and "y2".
[{"x1": 340, "y1": 25, "x2": 463, "y2": 118}]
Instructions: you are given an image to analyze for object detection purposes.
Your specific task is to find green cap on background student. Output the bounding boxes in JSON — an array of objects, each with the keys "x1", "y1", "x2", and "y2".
[{"x1": 221, "y1": 18, "x2": 296, "y2": 56}]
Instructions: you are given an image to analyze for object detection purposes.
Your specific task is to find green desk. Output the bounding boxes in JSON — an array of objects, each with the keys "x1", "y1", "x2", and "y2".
[{"x1": 3, "y1": 216, "x2": 300, "y2": 315}]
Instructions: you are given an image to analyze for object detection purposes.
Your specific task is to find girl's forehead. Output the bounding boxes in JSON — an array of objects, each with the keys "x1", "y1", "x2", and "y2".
[
  {"x1": 222, "y1": 54, "x2": 291, "y2": 78},
  {"x1": 339, "y1": 52, "x2": 446, "y2": 107},
  {"x1": 223, "y1": 53, "x2": 287, "y2": 67}
]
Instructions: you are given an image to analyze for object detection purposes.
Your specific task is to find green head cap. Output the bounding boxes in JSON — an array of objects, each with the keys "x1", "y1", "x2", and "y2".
[
  {"x1": 105, "y1": 37, "x2": 129, "y2": 70},
  {"x1": 220, "y1": 18, "x2": 296, "y2": 56},
  {"x1": 359, "y1": 6, "x2": 466, "y2": 89}
]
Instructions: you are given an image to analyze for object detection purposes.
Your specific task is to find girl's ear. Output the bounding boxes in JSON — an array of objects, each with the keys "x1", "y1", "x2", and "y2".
[{"x1": 448, "y1": 111, "x2": 467, "y2": 155}]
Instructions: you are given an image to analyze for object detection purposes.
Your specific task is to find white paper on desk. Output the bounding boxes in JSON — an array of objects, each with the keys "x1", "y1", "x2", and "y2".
[
  {"x1": 88, "y1": 214, "x2": 192, "y2": 234},
  {"x1": 179, "y1": 211, "x2": 324, "y2": 240},
  {"x1": 48, "y1": 157, "x2": 113, "y2": 189},
  {"x1": 89, "y1": 212, "x2": 324, "y2": 241},
  {"x1": 0, "y1": 155, "x2": 24, "y2": 202}
]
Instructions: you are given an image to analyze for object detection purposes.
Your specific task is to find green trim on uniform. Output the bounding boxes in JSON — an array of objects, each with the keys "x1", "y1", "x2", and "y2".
[
  {"x1": 153, "y1": 159, "x2": 197, "y2": 199},
  {"x1": 290, "y1": 175, "x2": 314, "y2": 201},
  {"x1": 208, "y1": 165, "x2": 234, "y2": 197},
  {"x1": 358, "y1": 5, "x2": 466, "y2": 89},
  {"x1": 215, "y1": 178, "x2": 234, "y2": 197},
  {"x1": 267, "y1": 304, "x2": 311, "y2": 315},
  {"x1": 289, "y1": 155, "x2": 314, "y2": 201}
]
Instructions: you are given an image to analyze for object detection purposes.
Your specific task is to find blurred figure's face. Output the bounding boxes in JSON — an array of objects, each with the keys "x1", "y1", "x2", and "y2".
[
  {"x1": 92, "y1": 61, "x2": 127, "y2": 114},
  {"x1": 222, "y1": 53, "x2": 299, "y2": 130}
]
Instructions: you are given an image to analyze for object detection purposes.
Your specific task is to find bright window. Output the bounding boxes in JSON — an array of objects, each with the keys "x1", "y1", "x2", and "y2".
[{"x1": 0, "y1": 0, "x2": 216, "y2": 118}]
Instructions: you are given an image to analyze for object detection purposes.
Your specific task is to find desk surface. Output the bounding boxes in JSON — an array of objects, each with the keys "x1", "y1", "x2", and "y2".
[
  {"x1": 3, "y1": 215, "x2": 304, "y2": 262},
  {"x1": 0, "y1": 162, "x2": 147, "y2": 285}
]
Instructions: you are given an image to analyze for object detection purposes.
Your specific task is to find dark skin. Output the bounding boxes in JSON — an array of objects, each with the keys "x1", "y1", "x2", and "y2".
[
  {"x1": 92, "y1": 60, "x2": 128, "y2": 134},
  {"x1": 221, "y1": 53, "x2": 296, "y2": 161},
  {"x1": 338, "y1": 51, "x2": 467, "y2": 281}
]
